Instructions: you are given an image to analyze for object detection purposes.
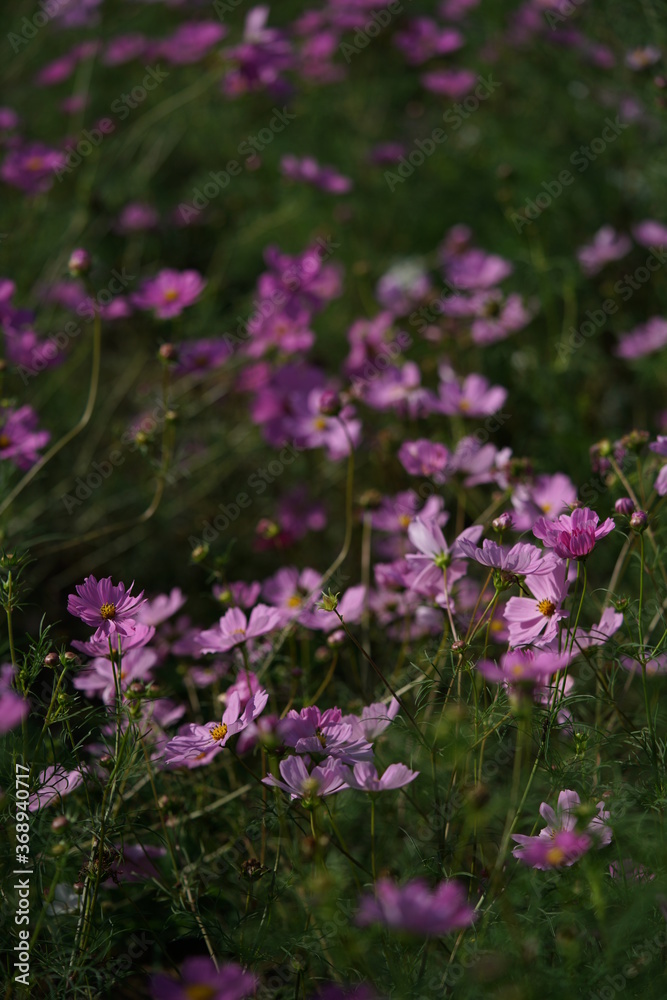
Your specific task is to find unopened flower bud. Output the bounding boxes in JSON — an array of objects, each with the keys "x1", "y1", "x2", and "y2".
[
  {"x1": 68, "y1": 248, "x2": 91, "y2": 277},
  {"x1": 127, "y1": 681, "x2": 145, "y2": 698},
  {"x1": 73, "y1": 881, "x2": 85, "y2": 895},
  {"x1": 256, "y1": 518, "x2": 280, "y2": 539},
  {"x1": 44, "y1": 652, "x2": 59, "y2": 668},
  {"x1": 630, "y1": 510, "x2": 648, "y2": 532},
  {"x1": 191, "y1": 544, "x2": 208, "y2": 563},
  {"x1": 615, "y1": 497, "x2": 635, "y2": 516},
  {"x1": 158, "y1": 343, "x2": 178, "y2": 362},
  {"x1": 318, "y1": 589, "x2": 339, "y2": 612},
  {"x1": 50, "y1": 842, "x2": 67, "y2": 857},
  {"x1": 51, "y1": 815, "x2": 69, "y2": 832},
  {"x1": 492, "y1": 512, "x2": 513, "y2": 532},
  {"x1": 99, "y1": 754, "x2": 114, "y2": 769},
  {"x1": 318, "y1": 390, "x2": 341, "y2": 417},
  {"x1": 327, "y1": 629, "x2": 346, "y2": 648},
  {"x1": 63, "y1": 652, "x2": 78, "y2": 664},
  {"x1": 358, "y1": 489, "x2": 383, "y2": 510}
]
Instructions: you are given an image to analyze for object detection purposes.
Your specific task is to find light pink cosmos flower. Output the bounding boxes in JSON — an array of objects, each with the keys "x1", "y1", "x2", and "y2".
[
  {"x1": 458, "y1": 538, "x2": 556, "y2": 576},
  {"x1": 632, "y1": 219, "x2": 667, "y2": 248},
  {"x1": 0, "y1": 664, "x2": 29, "y2": 734},
  {"x1": 356, "y1": 878, "x2": 475, "y2": 936},
  {"x1": 262, "y1": 755, "x2": 349, "y2": 800},
  {"x1": 533, "y1": 507, "x2": 615, "y2": 560},
  {"x1": 537, "y1": 789, "x2": 612, "y2": 846},
  {"x1": 345, "y1": 762, "x2": 419, "y2": 792},
  {"x1": 163, "y1": 688, "x2": 268, "y2": 768},
  {"x1": 68, "y1": 576, "x2": 146, "y2": 644},
  {"x1": 73, "y1": 648, "x2": 157, "y2": 704},
  {"x1": 511, "y1": 473, "x2": 577, "y2": 531},
  {"x1": 29, "y1": 765, "x2": 84, "y2": 812},
  {"x1": 575, "y1": 607, "x2": 624, "y2": 649},
  {"x1": 131, "y1": 269, "x2": 206, "y2": 319},
  {"x1": 407, "y1": 518, "x2": 483, "y2": 591},
  {"x1": 437, "y1": 369, "x2": 508, "y2": 417},
  {"x1": 136, "y1": 588, "x2": 186, "y2": 627},
  {"x1": 503, "y1": 560, "x2": 570, "y2": 647},
  {"x1": 197, "y1": 604, "x2": 283, "y2": 654},
  {"x1": 577, "y1": 226, "x2": 632, "y2": 277},
  {"x1": 615, "y1": 317, "x2": 667, "y2": 360},
  {"x1": 341, "y1": 698, "x2": 401, "y2": 740},
  {"x1": 278, "y1": 706, "x2": 374, "y2": 763},
  {"x1": 476, "y1": 648, "x2": 570, "y2": 688}
]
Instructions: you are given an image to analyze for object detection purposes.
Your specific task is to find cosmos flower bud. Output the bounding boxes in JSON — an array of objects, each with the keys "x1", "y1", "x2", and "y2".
[
  {"x1": 158, "y1": 343, "x2": 178, "y2": 362},
  {"x1": 318, "y1": 390, "x2": 342, "y2": 417},
  {"x1": 358, "y1": 488, "x2": 383, "y2": 509},
  {"x1": 44, "y1": 652, "x2": 59, "y2": 668},
  {"x1": 73, "y1": 881, "x2": 85, "y2": 895},
  {"x1": 615, "y1": 497, "x2": 635, "y2": 516},
  {"x1": 191, "y1": 544, "x2": 208, "y2": 563},
  {"x1": 256, "y1": 518, "x2": 280, "y2": 539},
  {"x1": 51, "y1": 815, "x2": 69, "y2": 832},
  {"x1": 68, "y1": 248, "x2": 91, "y2": 277},
  {"x1": 630, "y1": 510, "x2": 648, "y2": 532},
  {"x1": 318, "y1": 589, "x2": 339, "y2": 612},
  {"x1": 492, "y1": 512, "x2": 513, "y2": 532}
]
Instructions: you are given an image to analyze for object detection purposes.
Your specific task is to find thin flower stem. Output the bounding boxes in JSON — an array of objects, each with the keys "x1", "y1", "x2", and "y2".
[
  {"x1": 370, "y1": 797, "x2": 376, "y2": 882},
  {"x1": 0, "y1": 302, "x2": 102, "y2": 519}
]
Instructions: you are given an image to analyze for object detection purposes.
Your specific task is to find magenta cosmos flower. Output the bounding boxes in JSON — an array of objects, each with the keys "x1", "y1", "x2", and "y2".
[
  {"x1": 197, "y1": 604, "x2": 283, "y2": 654},
  {"x1": 163, "y1": 688, "x2": 268, "y2": 767},
  {"x1": 68, "y1": 576, "x2": 146, "y2": 644},
  {"x1": 0, "y1": 405, "x2": 50, "y2": 470},
  {"x1": 476, "y1": 648, "x2": 570, "y2": 688},
  {"x1": 356, "y1": 878, "x2": 475, "y2": 936},
  {"x1": 533, "y1": 507, "x2": 615, "y2": 560},
  {"x1": 151, "y1": 958, "x2": 257, "y2": 1000},
  {"x1": 512, "y1": 829, "x2": 592, "y2": 870},
  {"x1": 131, "y1": 269, "x2": 206, "y2": 319}
]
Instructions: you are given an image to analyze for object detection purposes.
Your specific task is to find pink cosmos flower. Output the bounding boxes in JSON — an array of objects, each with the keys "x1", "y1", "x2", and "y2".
[
  {"x1": 281, "y1": 155, "x2": 352, "y2": 194},
  {"x1": 406, "y1": 518, "x2": 483, "y2": 592},
  {"x1": 136, "y1": 588, "x2": 186, "y2": 627},
  {"x1": 131, "y1": 269, "x2": 206, "y2": 319},
  {"x1": 0, "y1": 405, "x2": 50, "y2": 470},
  {"x1": 437, "y1": 369, "x2": 508, "y2": 417},
  {"x1": 73, "y1": 648, "x2": 157, "y2": 704},
  {"x1": 68, "y1": 576, "x2": 146, "y2": 644},
  {"x1": 356, "y1": 878, "x2": 475, "y2": 936},
  {"x1": 533, "y1": 507, "x2": 615, "y2": 560},
  {"x1": 70, "y1": 623, "x2": 155, "y2": 657},
  {"x1": 29, "y1": 765, "x2": 84, "y2": 812},
  {"x1": 278, "y1": 706, "x2": 374, "y2": 763},
  {"x1": 476, "y1": 648, "x2": 570, "y2": 688},
  {"x1": 394, "y1": 18, "x2": 463, "y2": 64},
  {"x1": 197, "y1": 604, "x2": 283, "y2": 654},
  {"x1": 458, "y1": 538, "x2": 556, "y2": 576},
  {"x1": 262, "y1": 755, "x2": 349, "y2": 800},
  {"x1": 625, "y1": 45, "x2": 661, "y2": 70},
  {"x1": 632, "y1": 219, "x2": 667, "y2": 249},
  {"x1": 512, "y1": 829, "x2": 592, "y2": 869},
  {"x1": 163, "y1": 688, "x2": 268, "y2": 768},
  {"x1": 398, "y1": 439, "x2": 451, "y2": 483},
  {"x1": 345, "y1": 762, "x2": 419, "y2": 792},
  {"x1": 0, "y1": 664, "x2": 29, "y2": 734},
  {"x1": 115, "y1": 201, "x2": 159, "y2": 233},
  {"x1": 151, "y1": 958, "x2": 257, "y2": 1000},
  {"x1": 577, "y1": 226, "x2": 632, "y2": 276},
  {"x1": 503, "y1": 560, "x2": 570, "y2": 647},
  {"x1": 444, "y1": 248, "x2": 513, "y2": 289},
  {"x1": 615, "y1": 317, "x2": 667, "y2": 360},
  {"x1": 511, "y1": 473, "x2": 577, "y2": 531},
  {"x1": 1, "y1": 143, "x2": 66, "y2": 194},
  {"x1": 421, "y1": 68, "x2": 477, "y2": 98},
  {"x1": 575, "y1": 607, "x2": 624, "y2": 649},
  {"x1": 341, "y1": 699, "x2": 401, "y2": 740}
]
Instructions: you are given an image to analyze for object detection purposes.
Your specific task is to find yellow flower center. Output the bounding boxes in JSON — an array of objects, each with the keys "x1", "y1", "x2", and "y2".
[
  {"x1": 537, "y1": 599, "x2": 556, "y2": 618},
  {"x1": 316, "y1": 728, "x2": 327, "y2": 749},
  {"x1": 100, "y1": 602, "x2": 116, "y2": 620},
  {"x1": 399, "y1": 514, "x2": 412, "y2": 529},
  {"x1": 26, "y1": 156, "x2": 44, "y2": 171},
  {"x1": 545, "y1": 846, "x2": 566, "y2": 866},
  {"x1": 314, "y1": 417, "x2": 328, "y2": 431},
  {"x1": 459, "y1": 400, "x2": 471, "y2": 412},
  {"x1": 210, "y1": 723, "x2": 228, "y2": 742},
  {"x1": 0, "y1": 434, "x2": 10, "y2": 448},
  {"x1": 232, "y1": 628, "x2": 246, "y2": 636},
  {"x1": 163, "y1": 289, "x2": 179, "y2": 301},
  {"x1": 540, "y1": 502, "x2": 552, "y2": 513},
  {"x1": 511, "y1": 664, "x2": 525, "y2": 677},
  {"x1": 287, "y1": 594, "x2": 303, "y2": 608},
  {"x1": 185, "y1": 987, "x2": 217, "y2": 1000}
]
